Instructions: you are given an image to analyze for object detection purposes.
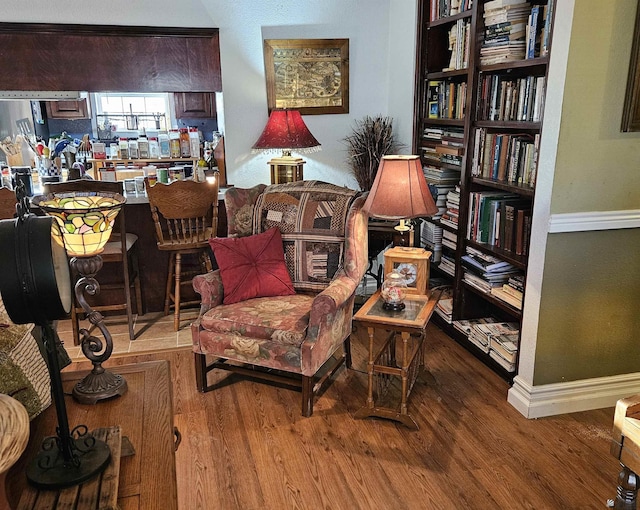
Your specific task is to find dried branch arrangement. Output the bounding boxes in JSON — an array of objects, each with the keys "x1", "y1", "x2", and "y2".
[{"x1": 343, "y1": 115, "x2": 403, "y2": 191}]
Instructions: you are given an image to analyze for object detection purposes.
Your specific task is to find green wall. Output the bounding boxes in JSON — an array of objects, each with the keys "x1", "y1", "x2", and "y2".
[
  {"x1": 550, "y1": 0, "x2": 640, "y2": 213},
  {"x1": 534, "y1": 0, "x2": 640, "y2": 385}
]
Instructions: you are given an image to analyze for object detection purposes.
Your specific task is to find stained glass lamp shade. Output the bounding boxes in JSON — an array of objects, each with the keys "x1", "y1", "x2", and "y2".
[{"x1": 33, "y1": 192, "x2": 125, "y2": 257}]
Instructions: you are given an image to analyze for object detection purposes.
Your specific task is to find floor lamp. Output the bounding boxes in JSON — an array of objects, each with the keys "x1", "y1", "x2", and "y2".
[{"x1": 32, "y1": 190, "x2": 128, "y2": 405}]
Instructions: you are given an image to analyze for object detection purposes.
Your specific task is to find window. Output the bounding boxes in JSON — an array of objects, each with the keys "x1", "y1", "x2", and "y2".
[{"x1": 92, "y1": 92, "x2": 173, "y2": 138}]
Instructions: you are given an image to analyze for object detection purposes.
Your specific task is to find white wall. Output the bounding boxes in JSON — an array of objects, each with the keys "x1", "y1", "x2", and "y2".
[{"x1": 2, "y1": 0, "x2": 418, "y2": 189}]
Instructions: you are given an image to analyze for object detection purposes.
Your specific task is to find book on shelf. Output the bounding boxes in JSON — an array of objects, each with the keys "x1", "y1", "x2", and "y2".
[
  {"x1": 508, "y1": 274, "x2": 525, "y2": 291},
  {"x1": 514, "y1": 207, "x2": 532, "y2": 255},
  {"x1": 453, "y1": 317, "x2": 498, "y2": 338},
  {"x1": 438, "y1": 254, "x2": 457, "y2": 277},
  {"x1": 489, "y1": 331, "x2": 520, "y2": 364},
  {"x1": 427, "y1": 80, "x2": 440, "y2": 119},
  {"x1": 484, "y1": 0, "x2": 529, "y2": 10},
  {"x1": 525, "y1": 4, "x2": 544, "y2": 59},
  {"x1": 490, "y1": 285, "x2": 523, "y2": 309},
  {"x1": 489, "y1": 350, "x2": 516, "y2": 372},
  {"x1": 435, "y1": 298, "x2": 454, "y2": 323},
  {"x1": 541, "y1": 0, "x2": 554, "y2": 57}
]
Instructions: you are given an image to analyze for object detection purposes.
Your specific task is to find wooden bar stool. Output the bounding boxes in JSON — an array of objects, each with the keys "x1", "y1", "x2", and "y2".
[
  {"x1": 0, "y1": 186, "x2": 17, "y2": 219},
  {"x1": 42, "y1": 180, "x2": 142, "y2": 344},
  {"x1": 144, "y1": 177, "x2": 219, "y2": 330}
]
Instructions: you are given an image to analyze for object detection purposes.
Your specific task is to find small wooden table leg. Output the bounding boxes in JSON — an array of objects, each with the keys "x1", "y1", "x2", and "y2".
[
  {"x1": 615, "y1": 463, "x2": 639, "y2": 510},
  {"x1": 365, "y1": 326, "x2": 375, "y2": 409},
  {"x1": 400, "y1": 331, "x2": 410, "y2": 416}
]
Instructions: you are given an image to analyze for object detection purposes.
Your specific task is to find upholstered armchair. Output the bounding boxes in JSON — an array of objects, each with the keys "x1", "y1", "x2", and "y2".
[{"x1": 191, "y1": 180, "x2": 368, "y2": 416}]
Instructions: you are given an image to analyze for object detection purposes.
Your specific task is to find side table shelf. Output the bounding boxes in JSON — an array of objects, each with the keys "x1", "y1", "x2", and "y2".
[
  {"x1": 17, "y1": 426, "x2": 122, "y2": 510},
  {"x1": 353, "y1": 289, "x2": 441, "y2": 429}
]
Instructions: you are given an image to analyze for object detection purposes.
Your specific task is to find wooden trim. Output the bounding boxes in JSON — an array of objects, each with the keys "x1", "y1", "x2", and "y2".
[
  {"x1": 0, "y1": 22, "x2": 222, "y2": 93},
  {"x1": 622, "y1": 1, "x2": 640, "y2": 132}
]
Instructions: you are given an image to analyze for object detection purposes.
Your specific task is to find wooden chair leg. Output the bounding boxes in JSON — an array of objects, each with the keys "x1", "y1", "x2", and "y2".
[
  {"x1": 344, "y1": 336, "x2": 353, "y2": 369},
  {"x1": 194, "y1": 352, "x2": 208, "y2": 392},
  {"x1": 164, "y1": 252, "x2": 175, "y2": 317},
  {"x1": 173, "y1": 252, "x2": 182, "y2": 331},
  {"x1": 71, "y1": 301, "x2": 81, "y2": 346},
  {"x1": 132, "y1": 249, "x2": 143, "y2": 316},
  {"x1": 302, "y1": 375, "x2": 314, "y2": 417},
  {"x1": 122, "y1": 243, "x2": 135, "y2": 342}
]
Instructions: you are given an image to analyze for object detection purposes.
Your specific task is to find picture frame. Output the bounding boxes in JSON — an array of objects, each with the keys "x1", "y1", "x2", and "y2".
[
  {"x1": 263, "y1": 38, "x2": 349, "y2": 115},
  {"x1": 622, "y1": 3, "x2": 640, "y2": 132}
]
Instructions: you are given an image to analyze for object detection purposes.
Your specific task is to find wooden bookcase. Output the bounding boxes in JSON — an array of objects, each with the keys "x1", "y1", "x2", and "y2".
[{"x1": 413, "y1": 0, "x2": 555, "y2": 379}]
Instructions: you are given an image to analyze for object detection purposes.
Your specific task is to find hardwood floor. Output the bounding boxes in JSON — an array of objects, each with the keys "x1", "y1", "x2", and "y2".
[{"x1": 62, "y1": 322, "x2": 620, "y2": 510}]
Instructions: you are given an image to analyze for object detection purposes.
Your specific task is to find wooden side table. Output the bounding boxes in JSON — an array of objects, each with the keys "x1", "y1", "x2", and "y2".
[{"x1": 353, "y1": 289, "x2": 441, "y2": 429}]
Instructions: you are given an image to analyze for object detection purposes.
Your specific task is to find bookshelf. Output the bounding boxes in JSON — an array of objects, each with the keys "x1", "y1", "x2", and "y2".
[{"x1": 414, "y1": 0, "x2": 555, "y2": 379}]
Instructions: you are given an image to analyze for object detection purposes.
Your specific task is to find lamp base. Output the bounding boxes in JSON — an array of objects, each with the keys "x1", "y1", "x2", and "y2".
[
  {"x1": 73, "y1": 370, "x2": 128, "y2": 405},
  {"x1": 269, "y1": 154, "x2": 305, "y2": 184},
  {"x1": 26, "y1": 436, "x2": 111, "y2": 490}
]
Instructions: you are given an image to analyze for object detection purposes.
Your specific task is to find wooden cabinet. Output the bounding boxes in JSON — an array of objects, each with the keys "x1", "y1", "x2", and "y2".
[
  {"x1": 45, "y1": 98, "x2": 89, "y2": 119},
  {"x1": 413, "y1": 0, "x2": 555, "y2": 379},
  {"x1": 174, "y1": 92, "x2": 216, "y2": 118}
]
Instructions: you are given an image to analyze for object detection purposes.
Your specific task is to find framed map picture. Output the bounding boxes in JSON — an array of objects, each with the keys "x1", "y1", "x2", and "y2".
[{"x1": 263, "y1": 38, "x2": 349, "y2": 115}]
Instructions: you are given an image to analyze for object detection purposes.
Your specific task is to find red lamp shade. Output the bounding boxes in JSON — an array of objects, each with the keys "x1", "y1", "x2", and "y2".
[
  {"x1": 362, "y1": 155, "x2": 438, "y2": 220},
  {"x1": 252, "y1": 109, "x2": 321, "y2": 153}
]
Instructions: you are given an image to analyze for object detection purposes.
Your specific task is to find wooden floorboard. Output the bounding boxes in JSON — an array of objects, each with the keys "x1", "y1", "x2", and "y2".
[{"x1": 62, "y1": 322, "x2": 620, "y2": 510}]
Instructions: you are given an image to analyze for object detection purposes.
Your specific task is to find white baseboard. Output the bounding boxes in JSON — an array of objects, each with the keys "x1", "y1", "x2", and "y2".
[
  {"x1": 508, "y1": 373, "x2": 640, "y2": 418},
  {"x1": 549, "y1": 209, "x2": 640, "y2": 233}
]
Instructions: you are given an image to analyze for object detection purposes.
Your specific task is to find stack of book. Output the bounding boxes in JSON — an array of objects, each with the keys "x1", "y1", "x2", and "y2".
[
  {"x1": 466, "y1": 190, "x2": 533, "y2": 254},
  {"x1": 420, "y1": 220, "x2": 443, "y2": 263},
  {"x1": 475, "y1": 75, "x2": 546, "y2": 122},
  {"x1": 480, "y1": 0, "x2": 531, "y2": 66},
  {"x1": 429, "y1": 0, "x2": 473, "y2": 21},
  {"x1": 427, "y1": 79, "x2": 468, "y2": 120},
  {"x1": 480, "y1": 321, "x2": 521, "y2": 371},
  {"x1": 443, "y1": 19, "x2": 471, "y2": 71},
  {"x1": 490, "y1": 274, "x2": 525, "y2": 309},
  {"x1": 426, "y1": 182, "x2": 457, "y2": 219},
  {"x1": 440, "y1": 186, "x2": 460, "y2": 230},
  {"x1": 453, "y1": 317, "x2": 497, "y2": 339},
  {"x1": 438, "y1": 254, "x2": 456, "y2": 278},
  {"x1": 469, "y1": 320, "x2": 519, "y2": 363},
  {"x1": 435, "y1": 289, "x2": 454, "y2": 323},
  {"x1": 471, "y1": 129, "x2": 541, "y2": 187},
  {"x1": 461, "y1": 247, "x2": 521, "y2": 294},
  {"x1": 441, "y1": 229, "x2": 457, "y2": 251}
]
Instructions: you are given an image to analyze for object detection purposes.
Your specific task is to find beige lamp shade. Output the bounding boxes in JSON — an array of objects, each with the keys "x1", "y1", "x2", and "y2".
[
  {"x1": 33, "y1": 191, "x2": 125, "y2": 256},
  {"x1": 362, "y1": 155, "x2": 438, "y2": 220}
]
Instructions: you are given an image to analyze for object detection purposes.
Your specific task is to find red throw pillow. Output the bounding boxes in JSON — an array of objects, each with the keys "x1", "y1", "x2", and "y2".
[{"x1": 209, "y1": 227, "x2": 295, "y2": 304}]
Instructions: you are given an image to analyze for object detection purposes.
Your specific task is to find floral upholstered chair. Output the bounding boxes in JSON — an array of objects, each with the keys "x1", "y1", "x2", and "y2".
[
  {"x1": 224, "y1": 183, "x2": 267, "y2": 238},
  {"x1": 191, "y1": 180, "x2": 368, "y2": 416}
]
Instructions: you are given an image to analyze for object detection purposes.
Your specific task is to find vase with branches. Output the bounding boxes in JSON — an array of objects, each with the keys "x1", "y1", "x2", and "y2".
[{"x1": 343, "y1": 115, "x2": 403, "y2": 191}]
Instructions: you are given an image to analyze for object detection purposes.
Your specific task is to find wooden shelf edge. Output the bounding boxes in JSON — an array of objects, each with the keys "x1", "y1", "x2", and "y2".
[
  {"x1": 462, "y1": 281, "x2": 523, "y2": 318},
  {"x1": 470, "y1": 177, "x2": 535, "y2": 197},
  {"x1": 427, "y1": 10, "x2": 473, "y2": 28}
]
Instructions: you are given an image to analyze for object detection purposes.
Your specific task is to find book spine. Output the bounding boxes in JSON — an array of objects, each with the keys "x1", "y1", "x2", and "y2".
[{"x1": 542, "y1": 0, "x2": 554, "y2": 57}]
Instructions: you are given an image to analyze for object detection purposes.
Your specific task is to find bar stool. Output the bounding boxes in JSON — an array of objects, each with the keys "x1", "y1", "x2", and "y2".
[
  {"x1": 0, "y1": 187, "x2": 17, "y2": 219},
  {"x1": 43, "y1": 180, "x2": 142, "y2": 344},
  {"x1": 144, "y1": 177, "x2": 219, "y2": 330}
]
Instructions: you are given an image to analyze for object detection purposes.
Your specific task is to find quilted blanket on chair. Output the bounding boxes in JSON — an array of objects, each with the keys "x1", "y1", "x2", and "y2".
[{"x1": 252, "y1": 180, "x2": 358, "y2": 292}]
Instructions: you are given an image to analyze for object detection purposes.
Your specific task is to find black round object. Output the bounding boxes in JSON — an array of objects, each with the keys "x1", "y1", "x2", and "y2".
[{"x1": 0, "y1": 215, "x2": 71, "y2": 325}]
